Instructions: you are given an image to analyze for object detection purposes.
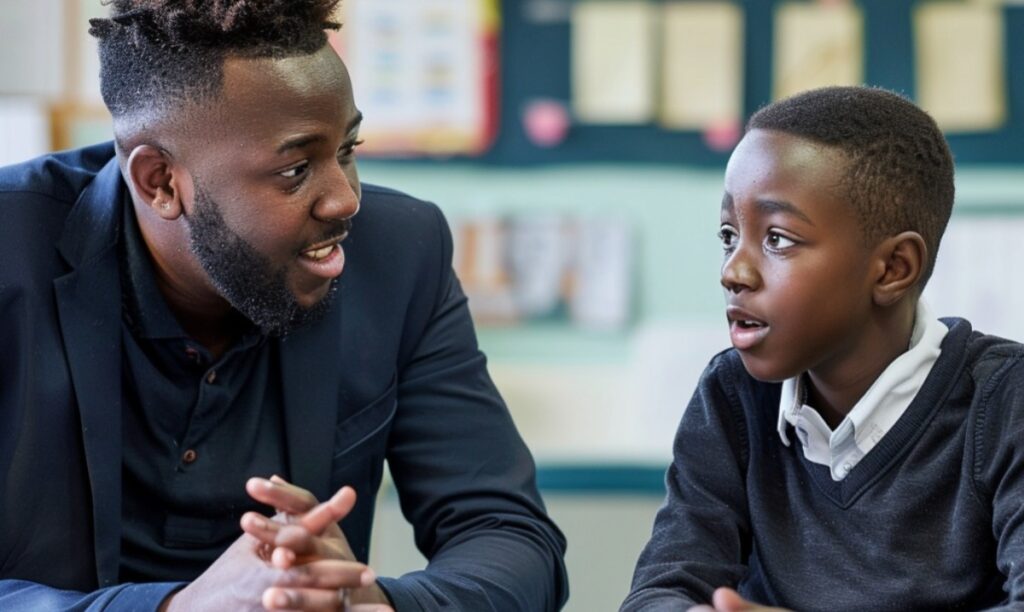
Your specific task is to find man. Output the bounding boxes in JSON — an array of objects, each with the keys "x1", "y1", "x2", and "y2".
[{"x1": 0, "y1": 1, "x2": 568, "y2": 610}]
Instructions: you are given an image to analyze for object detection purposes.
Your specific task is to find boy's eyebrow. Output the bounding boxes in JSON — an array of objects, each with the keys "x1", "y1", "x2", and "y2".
[
  {"x1": 756, "y1": 198, "x2": 814, "y2": 225},
  {"x1": 721, "y1": 193, "x2": 734, "y2": 214}
]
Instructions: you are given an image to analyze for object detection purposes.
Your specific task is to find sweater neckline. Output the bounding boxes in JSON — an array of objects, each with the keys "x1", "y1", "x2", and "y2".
[{"x1": 793, "y1": 318, "x2": 973, "y2": 508}]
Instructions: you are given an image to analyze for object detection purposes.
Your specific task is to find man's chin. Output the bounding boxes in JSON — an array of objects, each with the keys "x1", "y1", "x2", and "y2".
[
  {"x1": 291, "y1": 280, "x2": 336, "y2": 311},
  {"x1": 261, "y1": 281, "x2": 338, "y2": 337}
]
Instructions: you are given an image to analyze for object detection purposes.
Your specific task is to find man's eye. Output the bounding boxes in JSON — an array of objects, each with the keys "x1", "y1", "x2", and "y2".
[
  {"x1": 279, "y1": 162, "x2": 309, "y2": 179},
  {"x1": 765, "y1": 232, "x2": 796, "y2": 250},
  {"x1": 338, "y1": 139, "x2": 365, "y2": 159}
]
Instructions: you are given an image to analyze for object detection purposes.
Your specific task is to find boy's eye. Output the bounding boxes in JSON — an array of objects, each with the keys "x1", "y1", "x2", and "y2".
[
  {"x1": 718, "y1": 225, "x2": 738, "y2": 249},
  {"x1": 279, "y1": 162, "x2": 309, "y2": 179},
  {"x1": 765, "y1": 232, "x2": 796, "y2": 250}
]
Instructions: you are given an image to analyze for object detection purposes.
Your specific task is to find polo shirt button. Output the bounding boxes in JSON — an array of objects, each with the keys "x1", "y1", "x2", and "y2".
[
  {"x1": 206, "y1": 370, "x2": 217, "y2": 384},
  {"x1": 182, "y1": 449, "x2": 198, "y2": 464}
]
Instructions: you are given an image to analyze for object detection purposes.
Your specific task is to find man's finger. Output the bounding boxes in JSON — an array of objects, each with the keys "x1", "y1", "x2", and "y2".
[
  {"x1": 300, "y1": 486, "x2": 357, "y2": 535},
  {"x1": 271, "y1": 524, "x2": 341, "y2": 568},
  {"x1": 263, "y1": 579, "x2": 375, "y2": 611},
  {"x1": 262, "y1": 586, "x2": 336, "y2": 611},
  {"x1": 274, "y1": 559, "x2": 376, "y2": 590},
  {"x1": 240, "y1": 511, "x2": 282, "y2": 547},
  {"x1": 246, "y1": 476, "x2": 319, "y2": 515}
]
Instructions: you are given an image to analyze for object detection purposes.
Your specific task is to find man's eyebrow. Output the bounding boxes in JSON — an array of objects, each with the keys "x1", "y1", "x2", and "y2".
[
  {"x1": 276, "y1": 134, "x2": 326, "y2": 155},
  {"x1": 756, "y1": 198, "x2": 814, "y2": 225},
  {"x1": 275, "y1": 112, "x2": 364, "y2": 155},
  {"x1": 347, "y1": 111, "x2": 363, "y2": 133}
]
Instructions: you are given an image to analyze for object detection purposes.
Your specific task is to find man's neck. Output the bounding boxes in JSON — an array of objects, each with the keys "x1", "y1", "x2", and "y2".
[{"x1": 134, "y1": 203, "x2": 243, "y2": 359}]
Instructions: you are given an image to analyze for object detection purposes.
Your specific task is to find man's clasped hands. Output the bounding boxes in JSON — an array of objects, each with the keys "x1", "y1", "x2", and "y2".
[{"x1": 160, "y1": 476, "x2": 393, "y2": 612}]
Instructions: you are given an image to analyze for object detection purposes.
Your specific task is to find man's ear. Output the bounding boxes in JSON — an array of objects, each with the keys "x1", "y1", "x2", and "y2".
[
  {"x1": 872, "y1": 231, "x2": 927, "y2": 307},
  {"x1": 125, "y1": 144, "x2": 184, "y2": 220}
]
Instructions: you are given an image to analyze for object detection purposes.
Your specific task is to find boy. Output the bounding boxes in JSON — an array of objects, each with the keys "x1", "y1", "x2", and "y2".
[{"x1": 622, "y1": 86, "x2": 1024, "y2": 611}]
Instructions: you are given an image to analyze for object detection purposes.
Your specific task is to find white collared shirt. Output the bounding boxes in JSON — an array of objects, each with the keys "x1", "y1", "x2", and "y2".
[{"x1": 776, "y1": 300, "x2": 948, "y2": 481}]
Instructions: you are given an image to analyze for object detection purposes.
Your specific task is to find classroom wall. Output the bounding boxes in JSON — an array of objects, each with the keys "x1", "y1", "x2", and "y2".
[{"x1": 3, "y1": 1, "x2": 1024, "y2": 609}]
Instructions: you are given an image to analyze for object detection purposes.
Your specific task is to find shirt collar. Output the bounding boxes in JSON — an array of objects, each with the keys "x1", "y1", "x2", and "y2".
[
  {"x1": 777, "y1": 300, "x2": 948, "y2": 447},
  {"x1": 120, "y1": 200, "x2": 187, "y2": 340}
]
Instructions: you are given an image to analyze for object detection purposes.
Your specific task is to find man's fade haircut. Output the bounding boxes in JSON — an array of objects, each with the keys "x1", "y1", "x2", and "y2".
[
  {"x1": 747, "y1": 86, "x2": 954, "y2": 287},
  {"x1": 89, "y1": 0, "x2": 342, "y2": 134}
]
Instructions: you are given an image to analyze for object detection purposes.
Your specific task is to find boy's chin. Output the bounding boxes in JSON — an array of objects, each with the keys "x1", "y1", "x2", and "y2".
[{"x1": 736, "y1": 351, "x2": 796, "y2": 383}]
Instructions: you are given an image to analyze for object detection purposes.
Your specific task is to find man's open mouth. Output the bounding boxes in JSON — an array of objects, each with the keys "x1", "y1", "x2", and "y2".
[{"x1": 301, "y1": 244, "x2": 338, "y2": 261}]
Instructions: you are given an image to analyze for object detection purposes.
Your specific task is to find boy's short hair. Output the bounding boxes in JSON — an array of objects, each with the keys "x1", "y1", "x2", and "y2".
[
  {"x1": 89, "y1": 0, "x2": 341, "y2": 129},
  {"x1": 747, "y1": 86, "x2": 954, "y2": 287}
]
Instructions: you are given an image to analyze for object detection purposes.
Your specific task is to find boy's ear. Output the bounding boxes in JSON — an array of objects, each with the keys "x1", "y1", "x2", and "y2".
[
  {"x1": 872, "y1": 231, "x2": 927, "y2": 307},
  {"x1": 125, "y1": 144, "x2": 185, "y2": 221}
]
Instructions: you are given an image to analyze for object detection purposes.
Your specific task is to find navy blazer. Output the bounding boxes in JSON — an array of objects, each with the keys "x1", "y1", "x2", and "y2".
[{"x1": 0, "y1": 143, "x2": 568, "y2": 610}]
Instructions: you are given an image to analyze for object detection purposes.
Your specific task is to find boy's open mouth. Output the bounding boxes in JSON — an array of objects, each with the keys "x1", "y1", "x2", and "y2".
[
  {"x1": 735, "y1": 319, "x2": 765, "y2": 329},
  {"x1": 726, "y1": 305, "x2": 769, "y2": 350}
]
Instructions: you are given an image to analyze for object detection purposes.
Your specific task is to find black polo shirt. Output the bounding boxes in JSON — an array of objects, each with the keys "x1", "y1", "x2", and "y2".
[{"x1": 118, "y1": 202, "x2": 289, "y2": 582}]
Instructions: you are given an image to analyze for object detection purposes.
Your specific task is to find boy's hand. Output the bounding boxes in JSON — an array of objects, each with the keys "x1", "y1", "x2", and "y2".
[
  {"x1": 688, "y1": 587, "x2": 793, "y2": 612},
  {"x1": 241, "y1": 477, "x2": 393, "y2": 610}
]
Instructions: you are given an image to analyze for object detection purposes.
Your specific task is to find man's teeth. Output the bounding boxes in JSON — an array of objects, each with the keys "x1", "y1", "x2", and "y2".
[{"x1": 303, "y1": 244, "x2": 335, "y2": 261}]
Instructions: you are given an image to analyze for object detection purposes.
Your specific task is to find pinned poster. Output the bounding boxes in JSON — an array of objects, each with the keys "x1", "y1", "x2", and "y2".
[
  {"x1": 330, "y1": 0, "x2": 500, "y2": 156},
  {"x1": 773, "y1": 2, "x2": 863, "y2": 101},
  {"x1": 659, "y1": 2, "x2": 744, "y2": 131},
  {"x1": 914, "y1": 3, "x2": 1006, "y2": 132},
  {"x1": 571, "y1": 2, "x2": 657, "y2": 124}
]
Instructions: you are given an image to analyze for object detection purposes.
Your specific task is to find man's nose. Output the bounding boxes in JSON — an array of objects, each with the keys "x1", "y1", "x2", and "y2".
[{"x1": 312, "y1": 166, "x2": 360, "y2": 222}]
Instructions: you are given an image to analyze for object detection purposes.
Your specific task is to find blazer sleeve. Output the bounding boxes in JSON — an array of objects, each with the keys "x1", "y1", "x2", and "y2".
[
  {"x1": 0, "y1": 579, "x2": 182, "y2": 611},
  {"x1": 620, "y1": 354, "x2": 751, "y2": 611},
  {"x1": 376, "y1": 205, "x2": 568, "y2": 611}
]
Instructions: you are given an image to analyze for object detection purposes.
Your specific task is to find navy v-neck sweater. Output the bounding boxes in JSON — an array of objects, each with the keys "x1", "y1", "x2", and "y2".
[{"x1": 623, "y1": 319, "x2": 1024, "y2": 611}]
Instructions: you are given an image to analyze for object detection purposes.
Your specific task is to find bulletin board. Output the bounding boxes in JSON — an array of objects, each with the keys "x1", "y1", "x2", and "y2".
[
  {"x1": 331, "y1": 0, "x2": 501, "y2": 157},
  {"x1": 376, "y1": 0, "x2": 1024, "y2": 167}
]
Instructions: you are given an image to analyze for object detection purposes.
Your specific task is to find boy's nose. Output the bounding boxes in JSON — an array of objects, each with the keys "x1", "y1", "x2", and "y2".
[{"x1": 721, "y1": 250, "x2": 760, "y2": 293}]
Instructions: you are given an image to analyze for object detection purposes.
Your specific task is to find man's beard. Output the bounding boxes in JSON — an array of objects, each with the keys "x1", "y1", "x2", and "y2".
[{"x1": 186, "y1": 187, "x2": 338, "y2": 337}]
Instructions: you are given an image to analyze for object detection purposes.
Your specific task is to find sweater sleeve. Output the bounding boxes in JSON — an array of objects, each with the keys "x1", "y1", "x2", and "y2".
[
  {"x1": 620, "y1": 353, "x2": 751, "y2": 611},
  {"x1": 977, "y1": 356, "x2": 1024, "y2": 610}
]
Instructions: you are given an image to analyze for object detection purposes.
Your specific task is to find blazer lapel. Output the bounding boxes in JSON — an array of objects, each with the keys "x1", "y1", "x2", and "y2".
[
  {"x1": 279, "y1": 307, "x2": 342, "y2": 505},
  {"x1": 53, "y1": 157, "x2": 125, "y2": 588}
]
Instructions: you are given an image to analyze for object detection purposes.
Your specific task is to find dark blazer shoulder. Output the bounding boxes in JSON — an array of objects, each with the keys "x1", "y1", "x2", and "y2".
[
  {"x1": 0, "y1": 144, "x2": 119, "y2": 290},
  {"x1": 0, "y1": 141, "x2": 115, "y2": 205},
  {"x1": 351, "y1": 182, "x2": 452, "y2": 274},
  {"x1": 357, "y1": 183, "x2": 447, "y2": 240}
]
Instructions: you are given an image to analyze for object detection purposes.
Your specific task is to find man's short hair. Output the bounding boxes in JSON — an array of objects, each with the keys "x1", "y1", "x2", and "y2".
[
  {"x1": 747, "y1": 86, "x2": 955, "y2": 286},
  {"x1": 90, "y1": 0, "x2": 342, "y2": 129}
]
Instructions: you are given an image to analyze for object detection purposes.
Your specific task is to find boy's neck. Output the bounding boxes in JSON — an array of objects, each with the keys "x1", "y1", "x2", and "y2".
[{"x1": 804, "y1": 301, "x2": 918, "y2": 429}]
